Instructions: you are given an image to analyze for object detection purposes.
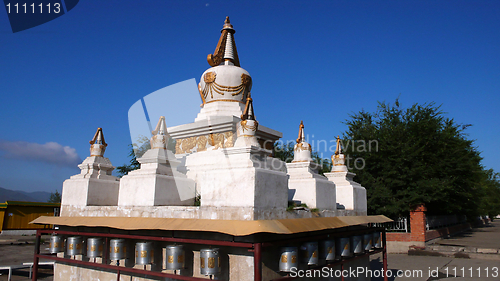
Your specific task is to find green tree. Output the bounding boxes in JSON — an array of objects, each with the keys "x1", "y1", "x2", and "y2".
[
  {"x1": 343, "y1": 100, "x2": 487, "y2": 219},
  {"x1": 478, "y1": 169, "x2": 500, "y2": 219},
  {"x1": 116, "y1": 144, "x2": 141, "y2": 177},
  {"x1": 48, "y1": 190, "x2": 61, "y2": 203}
]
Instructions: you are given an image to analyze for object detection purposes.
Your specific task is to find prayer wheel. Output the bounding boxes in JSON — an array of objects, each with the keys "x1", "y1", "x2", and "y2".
[
  {"x1": 300, "y1": 242, "x2": 318, "y2": 265},
  {"x1": 87, "y1": 238, "x2": 104, "y2": 258},
  {"x1": 363, "y1": 233, "x2": 373, "y2": 251},
  {"x1": 49, "y1": 235, "x2": 64, "y2": 254},
  {"x1": 319, "y1": 240, "x2": 336, "y2": 262},
  {"x1": 66, "y1": 236, "x2": 83, "y2": 256},
  {"x1": 373, "y1": 232, "x2": 382, "y2": 248},
  {"x1": 166, "y1": 245, "x2": 185, "y2": 270},
  {"x1": 279, "y1": 247, "x2": 298, "y2": 272},
  {"x1": 352, "y1": 235, "x2": 363, "y2": 254},
  {"x1": 200, "y1": 248, "x2": 221, "y2": 276},
  {"x1": 109, "y1": 239, "x2": 127, "y2": 261},
  {"x1": 135, "y1": 242, "x2": 154, "y2": 265},
  {"x1": 338, "y1": 237, "x2": 351, "y2": 257}
]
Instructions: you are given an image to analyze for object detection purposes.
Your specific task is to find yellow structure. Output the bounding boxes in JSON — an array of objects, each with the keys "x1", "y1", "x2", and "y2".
[{"x1": 0, "y1": 201, "x2": 60, "y2": 232}]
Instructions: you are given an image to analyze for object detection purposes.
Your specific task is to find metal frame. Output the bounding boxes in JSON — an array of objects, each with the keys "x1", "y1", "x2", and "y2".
[{"x1": 32, "y1": 228, "x2": 388, "y2": 281}]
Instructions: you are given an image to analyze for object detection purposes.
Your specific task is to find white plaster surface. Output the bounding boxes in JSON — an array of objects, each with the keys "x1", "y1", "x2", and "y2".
[
  {"x1": 61, "y1": 156, "x2": 119, "y2": 207},
  {"x1": 118, "y1": 148, "x2": 195, "y2": 206},
  {"x1": 184, "y1": 146, "x2": 288, "y2": 211},
  {"x1": 287, "y1": 161, "x2": 336, "y2": 210},
  {"x1": 325, "y1": 171, "x2": 367, "y2": 216}
]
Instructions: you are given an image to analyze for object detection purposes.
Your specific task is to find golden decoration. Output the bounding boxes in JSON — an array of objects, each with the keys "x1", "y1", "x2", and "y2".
[
  {"x1": 206, "y1": 99, "x2": 245, "y2": 104},
  {"x1": 212, "y1": 133, "x2": 225, "y2": 150},
  {"x1": 208, "y1": 257, "x2": 215, "y2": 268},
  {"x1": 167, "y1": 255, "x2": 173, "y2": 263},
  {"x1": 175, "y1": 131, "x2": 236, "y2": 153},
  {"x1": 224, "y1": 131, "x2": 234, "y2": 148},
  {"x1": 281, "y1": 255, "x2": 287, "y2": 263},
  {"x1": 296, "y1": 142, "x2": 312, "y2": 152},
  {"x1": 69, "y1": 244, "x2": 74, "y2": 250},
  {"x1": 197, "y1": 135, "x2": 208, "y2": 152},
  {"x1": 204, "y1": 72, "x2": 216, "y2": 83},
  {"x1": 141, "y1": 250, "x2": 147, "y2": 258},
  {"x1": 201, "y1": 73, "x2": 250, "y2": 100},
  {"x1": 291, "y1": 255, "x2": 297, "y2": 263},
  {"x1": 90, "y1": 245, "x2": 96, "y2": 252},
  {"x1": 200, "y1": 257, "x2": 205, "y2": 268},
  {"x1": 240, "y1": 120, "x2": 258, "y2": 132}
]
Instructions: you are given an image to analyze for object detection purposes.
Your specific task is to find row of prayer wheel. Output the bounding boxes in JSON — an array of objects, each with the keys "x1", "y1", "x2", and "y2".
[
  {"x1": 49, "y1": 236, "x2": 221, "y2": 275},
  {"x1": 279, "y1": 232, "x2": 382, "y2": 272}
]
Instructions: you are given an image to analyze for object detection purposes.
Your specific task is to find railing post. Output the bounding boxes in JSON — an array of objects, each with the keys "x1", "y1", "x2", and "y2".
[
  {"x1": 254, "y1": 243, "x2": 262, "y2": 281},
  {"x1": 32, "y1": 230, "x2": 41, "y2": 281},
  {"x1": 382, "y1": 228, "x2": 388, "y2": 281}
]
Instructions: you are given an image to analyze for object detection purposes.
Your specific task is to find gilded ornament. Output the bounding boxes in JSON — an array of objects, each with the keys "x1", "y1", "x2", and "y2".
[
  {"x1": 196, "y1": 135, "x2": 208, "y2": 152},
  {"x1": 212, "y1": 133, "x2": 225, "y2": 149},
  {"x1": 204, "y1": 72, "x2": 217, "y2": 83},
  {"x1": 240, "y1": 120, "x2": 258, "y2": 132},
  {"x1": 224, "y1": 131, "x2": 234, "y2": 148}
]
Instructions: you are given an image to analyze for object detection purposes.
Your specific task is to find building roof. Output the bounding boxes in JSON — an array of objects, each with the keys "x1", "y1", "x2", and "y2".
[
  {"x1": 31, "y1": 215, "x2": 391, "y2": 236},
  {"x1": 0, "y1": 201, "x2": 61, "y2": 208}
]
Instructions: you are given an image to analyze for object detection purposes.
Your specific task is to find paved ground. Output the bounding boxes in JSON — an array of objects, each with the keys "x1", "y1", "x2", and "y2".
[
  {"x1": 0, "y1": 235, "x2": 53, "y2": 281},
  {"x1": 1, "y1": 222, "x2": 499, "y2": 280},
  {"x1": 432, "y1": 220, "x2": 500, "y2": 250},
  {"x1": 370, "y1": 220, "x2": 500, "y2": 281}
]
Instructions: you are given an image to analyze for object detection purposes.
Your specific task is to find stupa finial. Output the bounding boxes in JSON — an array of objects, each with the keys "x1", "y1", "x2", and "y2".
[
  {"x1": 335, "y1": 135, "x2": 342, "y2": 155},
  {"x1": 89, "y1": 128, "x2": 107, "y2": 157},
  {"x1": 292, "y1": 120, "x2": 312, "y2": 162},
  {"x1": 150, "y1": 116, "x2": 169, "y2": 149},
  {"x1": 152, "y1": 116, "x2": 167, "y2": 136},
  {"x1": 207, "y1": 16, "x2": 240, "y2": 67},
  {"x1": 331, "y1": 135, "x2": 347, "y2": 172},
  {"x1": 241, "y1": 93, "x2": 255, "y2": 121},
  {"x1": 296, "y1": 121, "x2": 305, "y2": 143}
]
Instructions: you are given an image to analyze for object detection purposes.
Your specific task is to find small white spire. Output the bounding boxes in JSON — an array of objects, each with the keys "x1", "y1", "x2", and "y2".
[
  {"x1": 89, "y1": 128, "x2": 107, "y2": 157},
  {"x1": 150, "y1": 116, "x2": 169, "y2": 149},
  {"x1": 292, "y1": 121, "x2": 312, "y2": 162},
  {"x1": 331, "y1": 136, "x2": 348, "y2": 172},
  {"x1": 152, "y1": 116, "x2": 168, "y2": 136}
]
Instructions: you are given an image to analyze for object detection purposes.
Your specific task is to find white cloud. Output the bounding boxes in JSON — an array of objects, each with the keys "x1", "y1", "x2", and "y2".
[{"x1": 0, "y1": 140, "x2": 82, "y2": 167}]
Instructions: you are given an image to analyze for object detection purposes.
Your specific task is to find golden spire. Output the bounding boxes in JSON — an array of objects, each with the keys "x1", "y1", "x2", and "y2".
[
  {"x1": 207, "y1": 16, "x2": 240, "y2": 67},
  {"x1": 335, "y1": 135, "x2": 342, "y2": 155},
  {"x1": 241, "y1": 92, "x2": 255, "y2": 120},
  {"x1": 296, "y1": 121, "x2": 305, "y2": 143},
  {"x1": 89, "y1": 128, "x2": 107, "y2": 147}
]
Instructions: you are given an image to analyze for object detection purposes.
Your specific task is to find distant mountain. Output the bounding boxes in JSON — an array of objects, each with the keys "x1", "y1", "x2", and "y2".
[{"x1": 0, "y1": 187, "x2": 53, "y2": 203}]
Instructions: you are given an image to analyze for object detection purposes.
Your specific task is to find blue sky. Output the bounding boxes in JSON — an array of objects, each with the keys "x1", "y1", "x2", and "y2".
[{"x1": 1, "y1": 1, "x2": 499, "y2": 193}]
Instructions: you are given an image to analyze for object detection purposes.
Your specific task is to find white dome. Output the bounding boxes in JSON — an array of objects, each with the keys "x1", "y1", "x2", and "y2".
[{"x1": 198, "y1": 65, "x2": 252, "y2": 105}]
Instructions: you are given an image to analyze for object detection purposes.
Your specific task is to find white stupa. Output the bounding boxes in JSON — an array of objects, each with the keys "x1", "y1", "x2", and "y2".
[
  {"x1": 61, "y1": 128, "x2": 119, "y2": 208},
  {"x1": 118, "y1": 116, "x2": 196, "y2": 206},
  {"x1": 324, "y1": 136, "x2": 367, "y2": 215},
  {"x1": 286, "y1": 121, "x2": 336, "y2": 210},
  {"x1": 169, "y1": 17, "x2": 281, "y2": 153}
]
